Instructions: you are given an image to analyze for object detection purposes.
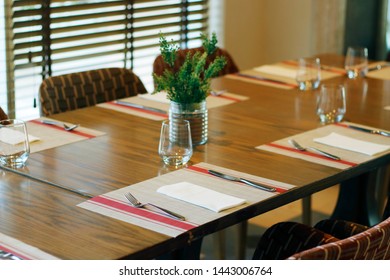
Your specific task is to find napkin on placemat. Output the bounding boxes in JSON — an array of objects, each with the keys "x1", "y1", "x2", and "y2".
[
  {"x1": 0, "y1": 127, "x2": 40, "y2": 145},
  {"x1": 157, "y1": 181, "x2": 246, "y2": 212},
  {"x1": 314, "y1": 132, "x2": 390, "y2": 156},
  {"x1": 253, "y1": 65, "x2": 297, "y2": 79}
]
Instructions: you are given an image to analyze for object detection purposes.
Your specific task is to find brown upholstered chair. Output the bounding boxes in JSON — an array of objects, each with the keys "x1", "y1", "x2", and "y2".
[
  {"x1": 39, "y1": 68, "x2": 147, "y2": 116},
  {"x1": 287, "y1": 217, "x2": 390, "y2": 259},
  {"x1": 152, "y1": 46, "x2": 239, "y2": 85},
  {"x1": 253, "y1": 191, "x2": 390, "y2": 260},
  {"x1": 0, "y1": 107, "x2": 8, "y2": 120}
]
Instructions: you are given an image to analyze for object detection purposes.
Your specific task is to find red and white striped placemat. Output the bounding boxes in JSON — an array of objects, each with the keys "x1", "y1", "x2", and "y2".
[
  {"x1": 77, "y1": 162, "x2": 295, "y2": 237},
  {"x1": 226, "y1": 61, "x2": 344, "y2": 90},
  {"x1": 257, "y1": 122, "x2": 390, "y2": 169},
  {"x1": 27, "y1": 118, "x2": 106, "y2": 153},
  {"x1": 97, "y1": 92, "x2": 249, "y2": 121},
  {"x1": 0, "y1": 232, "x2": 59, "y2": 260}
]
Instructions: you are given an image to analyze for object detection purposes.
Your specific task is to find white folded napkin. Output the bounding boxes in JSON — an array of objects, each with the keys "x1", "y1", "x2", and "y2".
[
  {"x1": 253, "y1": 65, "x2": 297, "y2": 79},
  {"x1": 157, "y1": 182, "x2": 246, "y2": 212},
  {"x1": 0, "y1": 127, "x2": 40, "y2": 145},
  {"x1": 313, "y1": 132, "x2": 390, "y2": 156},
  {"x1": 138, "y1": 91, "x2": 170, "y2": 104}
]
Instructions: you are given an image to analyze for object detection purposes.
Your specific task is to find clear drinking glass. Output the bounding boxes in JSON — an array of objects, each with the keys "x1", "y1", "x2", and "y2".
[
  {"x1": 316, "y1": 84, "x2": 346, "y2": 124},
  {"x1": 158, "y1": 119, "x2": 193, "y2": 166},
  {"x1": 0, "y1": 119, "x2": 30, "y2": 167},
  {"x1": 345, "y1": 46, "x2": 368, "y2": 79},
  {"x1": 296, "y1": 57, "x2": 321, "y2": 91}
]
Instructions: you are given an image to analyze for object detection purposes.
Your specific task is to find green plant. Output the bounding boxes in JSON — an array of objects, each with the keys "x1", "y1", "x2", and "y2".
[{"x1": 153, "y1": 33, "x2": 227, "y2": 104}]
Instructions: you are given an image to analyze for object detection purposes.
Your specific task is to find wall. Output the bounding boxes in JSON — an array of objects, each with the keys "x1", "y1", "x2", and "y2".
[
  {"x1": 344, "y1": 0, "x2": 386, "y2": 59},
  {"x1": 211, "y1": 0, "x2": 346, "y2": 70}
]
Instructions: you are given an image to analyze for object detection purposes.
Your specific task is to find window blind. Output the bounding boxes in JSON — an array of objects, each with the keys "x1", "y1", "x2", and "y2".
[{"x1": 7, "y1": 0, "x2": 209, "y2": 120}]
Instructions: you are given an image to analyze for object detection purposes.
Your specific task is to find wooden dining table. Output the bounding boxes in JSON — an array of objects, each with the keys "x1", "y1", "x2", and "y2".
[{"x1": 1, "y1": 54, "x2": 389, "y2": 260}]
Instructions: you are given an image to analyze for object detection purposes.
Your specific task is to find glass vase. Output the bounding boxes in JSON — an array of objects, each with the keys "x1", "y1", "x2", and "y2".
[{"x1": 169, "y1": 100, "x2": 208, "y2": 146}]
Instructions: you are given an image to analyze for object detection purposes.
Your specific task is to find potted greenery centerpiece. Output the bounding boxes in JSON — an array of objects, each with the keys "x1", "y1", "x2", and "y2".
[{"x1": 153, "y1": 32, "x2": 227, "y2": 145}]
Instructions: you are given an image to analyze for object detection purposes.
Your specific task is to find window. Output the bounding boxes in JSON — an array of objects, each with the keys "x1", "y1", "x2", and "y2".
[{"x1": 2, "y1": 0, "x2": 209, "y2": 120}]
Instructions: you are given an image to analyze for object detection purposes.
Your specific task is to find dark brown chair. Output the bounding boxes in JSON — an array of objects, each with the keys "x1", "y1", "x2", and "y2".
[
  {"x1": 253, "y1": 190, "x2": 390, "y2": 260},
  {"x1": 0, "y1": 107, "x2": 8, "y2": 120},
  {"x1": 39, "y1": 68, "x2": 147, "y2": 116},
  {"x1": 153, "y1": 47, "x2": 239, "y2": 84},
  {"x1": 288, "y1": 217, "x2": 390, "y2": 259}
]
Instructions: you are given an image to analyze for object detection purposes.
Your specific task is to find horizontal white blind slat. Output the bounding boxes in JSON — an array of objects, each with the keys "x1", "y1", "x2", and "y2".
[{"x1": 7, "y1": 0, "x2": 208, "y2": 120}]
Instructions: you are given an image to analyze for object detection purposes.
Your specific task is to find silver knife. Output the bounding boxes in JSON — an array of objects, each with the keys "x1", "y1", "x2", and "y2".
[
  {"x1": 208, "y1": 170, "x2": 276, "y2": 192},
  {"x1": 347, "y1": 125, "x2": 390, "y2": 137},
  {"x1": 234, "y1": 73, "x2": 296, "y2": 87},
  {"x1": 367, "y1": 63, "x2": 390, "y2": 72},
  {"x1": 115, "y1": 100, "x2": 167, "y2": 114},
  {"x1": 307, "y1": 146, "x2": 341, "y2": 160}
]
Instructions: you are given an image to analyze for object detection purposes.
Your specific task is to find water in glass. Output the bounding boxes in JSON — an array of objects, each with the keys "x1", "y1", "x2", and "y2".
[
  {"x1": 316, "y1": 84, "x2": 346, "y2": 124},
  {"x1": 296, "y1": 57, "x2": 321, "y2": 90},
  {"x1": 0, "y1": 119, "x2": 30, "y2": 168},
  {"x1": 345, "y1": 47, "x2": 368, "y2": 79},
  {"x1": 158, "y1": 119, "x2": 193, "y2": 166}
]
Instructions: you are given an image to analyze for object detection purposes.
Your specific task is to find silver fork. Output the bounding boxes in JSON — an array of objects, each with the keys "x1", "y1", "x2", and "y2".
[
  {"x1": 41, "y1": 119, "x2": 79, "y2": 131},
  {"x1": 288, "y1": 139, "x2": 340, "y2": 161},
  {"x1": 124, "y1": 192, "x2": 185, "y2": 221},
  {"x1": 210, "y1": 89, "x2": 227, "y2": 96}
]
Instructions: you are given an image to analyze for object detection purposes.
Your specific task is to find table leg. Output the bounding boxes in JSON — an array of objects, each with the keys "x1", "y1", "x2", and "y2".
[
  {"x1": 331, "y1": 165, "x2": 390, "y2": 226},
  {"x1": 170, "y1": 238, "x2": 203, "y2": 260},
  {"x1": 236, "y1": 221, "x2": 247, "y2": 259},
  {"x1": 213, "y1": 230, "x2": 226, "y2": 259},
  {"x1": 302, "y1": 196, "x2": 312, "y2": 225}
]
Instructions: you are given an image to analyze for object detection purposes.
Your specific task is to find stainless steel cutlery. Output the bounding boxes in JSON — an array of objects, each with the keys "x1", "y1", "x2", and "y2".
[
  {"x1": 367, "y1": 63, "x2": 390, "y2": 72},
  {"x1": 346, "y1": 125, "x2": 390, "y2": 137},
  {"x1": 115, "y1": 100, "x2": 167, "y2": 114},
  {"x1": 124, "y1": 192, "x2": 185, "y2": 221},
  {"x1": 235, "y1": 73, "x2": 294, "y2": 86},
  {"x1": 208, "y1": 170, "x2": 276, "y2": 192},
  {"x1": 41, "y1": 119, "x2": 79, "y2": 131},
  {"x1": 288, "y1": 139, "x2": 340, "y2": 161}
]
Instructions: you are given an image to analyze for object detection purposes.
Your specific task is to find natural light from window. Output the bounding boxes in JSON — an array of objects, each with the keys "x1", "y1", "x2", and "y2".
[{"x1": 0, "y1": 0, "x2": 211, "y2": 120}]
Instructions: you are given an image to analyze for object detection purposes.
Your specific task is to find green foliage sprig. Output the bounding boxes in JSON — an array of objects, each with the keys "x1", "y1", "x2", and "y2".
[{"x1": 153, "y1": 33, "x2": 227, "y2": 104}]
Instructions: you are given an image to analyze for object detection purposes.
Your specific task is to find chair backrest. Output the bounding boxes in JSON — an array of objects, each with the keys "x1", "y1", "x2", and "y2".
[
  {"x1": 152, "y1": 46, "x2": 239, "y2": 80},
  {"x1": 0, "y1": 106, "x2": 8, "y2": 120},
  {"x1": 39, "y1": 68, "x2": 147, "y2": 116},
  {"x1": 288, "y1": 216, "x2": 390, "y2": 260}
]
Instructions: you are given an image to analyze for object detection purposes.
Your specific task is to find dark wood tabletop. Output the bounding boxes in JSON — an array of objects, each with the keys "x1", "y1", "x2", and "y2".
[{"x1": 1, "y1": 54, "x2": 389, "y2": 259}]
